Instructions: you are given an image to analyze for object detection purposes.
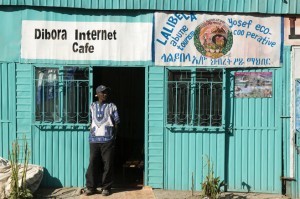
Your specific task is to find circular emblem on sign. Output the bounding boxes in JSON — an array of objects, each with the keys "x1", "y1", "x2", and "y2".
[{"x1": 194, "y1": 19, "x2": 233, "y2": 59}]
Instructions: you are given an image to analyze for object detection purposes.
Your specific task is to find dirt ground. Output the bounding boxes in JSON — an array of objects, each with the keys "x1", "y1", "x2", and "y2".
[{"x1": 33, "y1": 187, "x2": 291, "y2": 199}]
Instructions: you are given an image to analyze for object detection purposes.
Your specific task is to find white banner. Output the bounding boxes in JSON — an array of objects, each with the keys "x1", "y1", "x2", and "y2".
[
  {"x1": 21, "y1": 20, "x2": 152, "y2": 61},
  {"x1": 155, "y1": 12, "x2": 282, "y2": 67}
]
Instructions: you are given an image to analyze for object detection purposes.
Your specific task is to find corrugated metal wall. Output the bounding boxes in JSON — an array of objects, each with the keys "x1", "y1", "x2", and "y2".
[
  {"x1": 165, "y1": 129, "x2": 225, "y2": 190},
  {"x1": 293, "y1": 48, "x2": 300, "y2": 199},
  {"x1": 15, "y1": 64, "x2": 32, "y2": 154},
  {"x1": 0, "y1": 63, "x2": 35, "y2": 162},
  {"x1": 8, "y1": 63, "x2": 90, "y2": 187},
  {"x1": 146, "y1": 66, "x2": 165, "y2": 188},
  {"x1": 163, "y1": 65, "x2": 283, "y2": 193},
  {"x1": 281, "y1": 46, "x2": 291, "y2": 181},
  {"x1": 1, "y1": 0, "x2": 300, "y2": 14},
  {"x1": 226, "y1": 67, "x2": 282, "y2": 193},
  {"x1": 32, "y1": 127, "x2": 89, "y2": 187},
  {"x1": 15, "y1": 62, "x2": 90, "y2": 187},
  {"x1": 0, "y1": 7, "x2": 153, "y2": 188},
  {"x1": 0, "y1": 63, "x2": 16, "y2": 159},
  {"x1": 0, "y1": 1, "x2": 296, "y2": 194},
  {"x1": 0, "y1": 8, "x2": 21, "y2": 63},
  {"x1": 281, "y1": 46, "x2": 297, "y2": 198},
  {"x1": 285, "y1": 47, "x2": 300, "y2": 199}
]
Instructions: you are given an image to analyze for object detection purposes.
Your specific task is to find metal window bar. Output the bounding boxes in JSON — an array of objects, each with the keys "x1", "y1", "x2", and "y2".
[
  {"x1": 167, "y1": 70, "x2": 222, "y2": 127},
  {"x1": 76, "y1": 81, "x2": 79, "y2": 124},
  {"x1": 168, "y1": 81, "x2": 191, "y2": 125},
  {"x1": 65, "y1": 80, "x2": 69, "y2": 122},
  {"x1": 35, "y1": 79, "x2": 89, "y2": 124},
  {"x1": 194, "y1": 82, "x2": 222, "y2": 126},
  {"x1": 42, "y1": 80, "x2": 45, "y2": 122},
  {"x1": 63, "y1": 80, "x2": 89, "y2": 124},
  {"x1": 213, "y1": 83, "x2": 223, "y2": 126}
]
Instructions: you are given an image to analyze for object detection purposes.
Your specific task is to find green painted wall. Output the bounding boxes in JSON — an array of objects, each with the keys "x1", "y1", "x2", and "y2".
[
  {"x1": 0, "y1": 7, "x2": 153, "y2": 188},
  {"x1": 32, "y1": 126, "x2": 89, "y2": 187},
  {"x1": 0, "y1": 8, "x2": 22, "y2": 62},
  {"x1": 1, "y1": 0, "x2": 300, "y2": 14},
  {"x1": 161, "y1": 66, "x2": 283, "y2": 193},
  {"x1": 0, "y1": 7, "x2": 153, "y2": 65},
  {"x1": 226, "y1": 67, "x2": 282, "y2": 193},
  {"x1": 146, "y1": 66, "x2": 165, "y2": 188},
  {"x1": 0, "y1": 63, "x2": 16, "y2": 159}
]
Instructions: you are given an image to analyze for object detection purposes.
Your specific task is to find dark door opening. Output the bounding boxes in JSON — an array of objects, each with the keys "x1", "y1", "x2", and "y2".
[{"x1": 93, "y1": 67, "x2": 145, "y2": 188}]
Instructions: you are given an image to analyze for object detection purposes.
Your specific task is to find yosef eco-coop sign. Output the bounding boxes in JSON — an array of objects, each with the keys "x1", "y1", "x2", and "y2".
[{"x1": 155, "y1": 12, "x2": 282, "y2": 67}]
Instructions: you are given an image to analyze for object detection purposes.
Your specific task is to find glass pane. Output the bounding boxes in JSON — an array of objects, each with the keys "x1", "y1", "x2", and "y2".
[
  {"x1": 196, "y1": 69, "x2": 222, "y2": 82},
  {"x1": 35, "y1": 68, "x2": 60, "y2": 122},
  {"x1": 63, "y1": 67, "x2": 89, "y2": 123},
  {"x1": 195, "y1": 69, "x2": 223, "y2": 126},
  {"x1": 167, "y1": 69, "x2": 223, "y2": 127},
  {"x1": 167, "y1": 70, "x2": 191, "y2": 125}
]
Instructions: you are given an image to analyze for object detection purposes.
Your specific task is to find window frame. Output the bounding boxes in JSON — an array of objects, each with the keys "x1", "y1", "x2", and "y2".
[
  {"x1": 33, "y1": 65, "x2": 92, "y2": 126},
  {"x1": 165, "y1": 67, "x2": 226, "y2": 131}
]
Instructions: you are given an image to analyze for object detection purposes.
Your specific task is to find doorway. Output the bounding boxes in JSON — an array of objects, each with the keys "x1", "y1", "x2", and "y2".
[{"x1": 93, "y1": 67, "x2": 145, "y2": 188}]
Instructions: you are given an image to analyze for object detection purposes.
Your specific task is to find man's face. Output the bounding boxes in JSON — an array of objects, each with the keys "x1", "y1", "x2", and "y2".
[{"x1": 96, "y1": 90, "x2": 109, "y2": 102}]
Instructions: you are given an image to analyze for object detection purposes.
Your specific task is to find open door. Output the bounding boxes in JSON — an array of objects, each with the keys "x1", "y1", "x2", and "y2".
[{"x1": 93, "y1": 67, "x2": 145, "y2": 188}]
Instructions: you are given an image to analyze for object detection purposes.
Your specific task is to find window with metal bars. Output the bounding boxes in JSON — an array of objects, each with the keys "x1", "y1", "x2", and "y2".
[
  {"x1": 167, "y1": 69, "x2": 223, "y2": 127},
  {"x1": 35, "y1": 66, "x2": 89, "y2": 124}
]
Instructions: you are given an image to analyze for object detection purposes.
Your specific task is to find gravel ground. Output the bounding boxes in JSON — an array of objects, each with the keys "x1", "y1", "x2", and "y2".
[
  {"x1": 153, "y1": 189, "x2": 201, "y2": 199},
  {"x1": 152, "y1": 189, "x2": 291, "y2": 199}
]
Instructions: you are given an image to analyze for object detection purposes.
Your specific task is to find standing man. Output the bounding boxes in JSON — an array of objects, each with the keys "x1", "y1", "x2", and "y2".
[{"x1": 85, "y1": 85, "x2": 120, "y2": 196}]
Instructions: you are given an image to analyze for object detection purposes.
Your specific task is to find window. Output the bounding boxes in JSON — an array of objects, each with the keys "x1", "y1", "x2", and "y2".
[
  {"x1": 167, "y1": 69, "x2": 223, "y2": 127},
  {"x1": 35, "y1": 66, "x2": 89, "y2": 124}
]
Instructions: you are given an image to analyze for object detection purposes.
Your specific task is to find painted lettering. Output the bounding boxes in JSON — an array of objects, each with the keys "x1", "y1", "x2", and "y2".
[
  {"x1": 75, "y1": 29, "x2": 117, "y2": 40},
  {"x1": 177, "y1": 31, "x2": 194, "y2": 51},
  {"x1": 233, "y1": 29, "x2": 245, "y2": 36},
  {"x1": 255, "y1": 24, "x2": 271, "y2": 35},
  {"x1": 247, "y1": 58, "x2": 271, "y2": 65},
  {"x1": 35, "y1": 29, "x2": 67, "y2": 40},
  {"x1": 227, "y1": 18, "x2": 252, "y2": 29},
  {"x1": 161, "y1": 53, "x2": 191, "y2": 62},
  {"x1": 245, "y1": 31, "x2": 276, "y2": 47},
  {"x1": 72, "y1": 42, "x2": 94, "y2": 53},
  {"x1": 157, "y1": 13, "x2": 197, "y2": 46}
]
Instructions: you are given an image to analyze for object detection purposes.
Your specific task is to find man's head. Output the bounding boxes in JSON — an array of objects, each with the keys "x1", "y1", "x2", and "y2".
[{"x1": 95, "y1": 85, "x2": 110, "y2": 102}]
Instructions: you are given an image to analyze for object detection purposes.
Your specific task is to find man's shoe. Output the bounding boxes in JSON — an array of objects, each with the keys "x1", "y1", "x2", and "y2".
[
  {"x1": 84, "y1": 188, "x2": 96, "y2": 196},
  {"x1": 96, "y1": 187, "x2": 103, "y2": 193},
  {"x1": 102, "y1": 189, "x2": 111, "y2": 196}
]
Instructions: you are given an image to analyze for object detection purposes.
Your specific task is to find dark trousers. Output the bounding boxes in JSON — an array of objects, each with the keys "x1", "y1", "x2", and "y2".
[{"x1": 85, "y1": 140, "x2": 115, "y2": 190}]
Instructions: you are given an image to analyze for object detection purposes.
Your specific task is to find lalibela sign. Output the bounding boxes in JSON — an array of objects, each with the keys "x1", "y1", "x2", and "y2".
[{"x1": 155, "y1": 12, "x2": 282, "y2": 67}]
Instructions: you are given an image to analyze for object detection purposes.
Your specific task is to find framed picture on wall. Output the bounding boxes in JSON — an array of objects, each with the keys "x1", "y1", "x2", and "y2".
[{"x1": 234, "y1": 72, "x2": 273, "y2": 98}]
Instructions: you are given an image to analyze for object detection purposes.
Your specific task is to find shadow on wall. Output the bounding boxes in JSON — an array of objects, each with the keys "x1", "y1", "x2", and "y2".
[
  {"x1": 241, "y1": 181, "x2": 251, "y2": 192},
  {"x1": 40, "y1": 168, "x2": 63, "y2": 188}
]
